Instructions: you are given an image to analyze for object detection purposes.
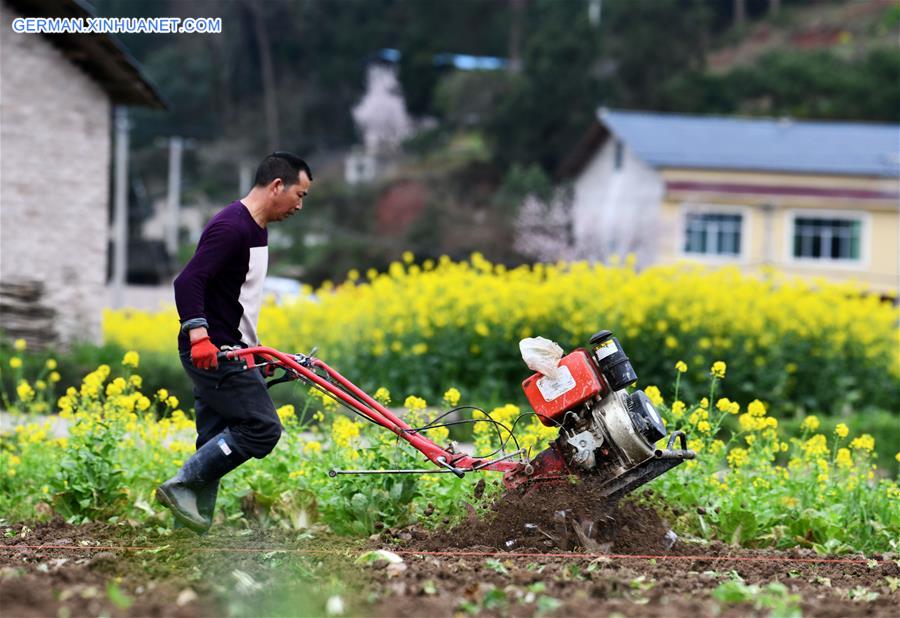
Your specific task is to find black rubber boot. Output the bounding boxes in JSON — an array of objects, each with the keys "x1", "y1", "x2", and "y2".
[
  {"x1": 156, "y1": 432, "x2": 246, "y2": 533},
  {"x1": 172, "y1": 480, "x2": 219, "y2": 533}
]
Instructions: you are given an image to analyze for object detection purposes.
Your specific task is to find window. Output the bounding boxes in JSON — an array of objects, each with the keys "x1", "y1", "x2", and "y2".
[
  {"x1": 684, "y1": 213, "x2": 742, "y2": 256},
  {"x1": 792, "y1": 217, "x2": 861, "y2": 261}
]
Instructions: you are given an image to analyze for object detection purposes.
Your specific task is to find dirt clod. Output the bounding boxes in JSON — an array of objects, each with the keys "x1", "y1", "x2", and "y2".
[
  {"x1": 473, "y1": 479, "x2": 486, "y2": 501},
  {"x1": 413, "y1": 477, "x2": 671, "y2": 554}
]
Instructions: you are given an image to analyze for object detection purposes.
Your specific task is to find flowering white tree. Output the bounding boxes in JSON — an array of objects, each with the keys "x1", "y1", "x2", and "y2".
[
  {"x1": 514, "y1": 190, "x2": 651, "y2": 264},
  {"x1": 352, "y1": 64, "x2": 413, "y2": 154},
  {"x1": 513, "y1": 192, "x2": 577, "y2": 262}
]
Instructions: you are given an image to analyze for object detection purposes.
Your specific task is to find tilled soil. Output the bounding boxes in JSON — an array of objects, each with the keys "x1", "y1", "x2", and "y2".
[
  {"x1": 2, "y1": 511, "x2": 897, "y2": 617},
  {"x1": 367, "y1": 546, "x2": 900, "y2": 617},
  {"x1": 412, "y1": 478, "x2": 672, "y2": 554},
  {"x1": 0, "y1": 519, "x2": 365, "y2": 618},
  {"x1": 369, "y1": 480, "x2": 900, "y2": 617},
  {"x1": 0, "y1": 519, "x2": 202, "y2": 618}
]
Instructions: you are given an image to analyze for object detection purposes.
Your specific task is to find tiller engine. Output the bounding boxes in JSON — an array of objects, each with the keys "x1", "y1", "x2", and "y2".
[{"x1": 219, "y1": 329, "x2": 693, "y2": 502}]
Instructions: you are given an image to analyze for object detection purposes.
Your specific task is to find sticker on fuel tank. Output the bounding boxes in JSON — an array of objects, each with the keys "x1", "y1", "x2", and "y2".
[
  {"x1": 593, "y1": 340, "x2": 618, "y2": 361},
  {"x1": 536, "y1": 366, "x2": 576, "y2": 401}
]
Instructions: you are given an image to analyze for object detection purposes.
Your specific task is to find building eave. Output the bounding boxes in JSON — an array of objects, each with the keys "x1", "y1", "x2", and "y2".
[{"x1": 4, "y1": 0, "x2": 167, "y2": 109}]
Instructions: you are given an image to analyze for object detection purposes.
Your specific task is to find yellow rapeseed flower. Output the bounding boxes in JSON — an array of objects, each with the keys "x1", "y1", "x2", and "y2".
[
  {"x1": 747, "y1": 400, "x2": 766, "y2": 417},
  {"x1": 689, "y1": 408, "x2": 709, "y2": 426},
  {"x1": 373, "y1": 387, "x2": 391, "y2": 405},
  {"x1": 49, "y1": 371, "x2": 61, "y2": 383},
  {"x1": 675, "y1": 360, "x2": 687, "y2": 373},
  {"x1": 303, "y1": 440, "x2": 322, "y2": 455},
  {"x1": 802, "y1": 434, "x2": 829, "y2": 458},
  {"x1": 836, "y1": 448, "x2": 853, "y2": 469},
  {"x1": 9, "y1": 357, "x2": 22, "y2": 369},
  {"x1": 644, "y1": 385, "x2": 663, "y2": 407},
  {"x1": 849, "y1": 434, "x2": 875, "y2": 452},
  {"x1": 727, "y1": 447, "x2": 749, "y2": 468},
  {"x1": 671, "y1": 401, "x2": 685, "y2": 419},
  {"x1": 332, "y1": 416, "x2": 361, "y2": 449},
  {"x1": 46, "y1": 358, "x2": 57, "y2": 370},
  {"x1": 710, "y1": 361, "x2": 727, "y2": 379},
  {"x1": 801, "y1": 415, "x2": 820, "y2": 432},
  {"x1": 404, "y1": 395, "x2": 427, "y2": 411},
  {"x1": 106, "y1": 378, "x2": 126, "y2": 397},
  {"x1": 442, "y1": 387, "x2": 461, "y2": 407},
  {"x1": 16, "y1": 380, "x2": 35, "y2": 402},
  {"x1": 13, "y1": 338, "x2": 27, "y2": 352},
  {"x1": 122, "y1": 350, "x2": 140, "y2": 368},
  {"x1": 277, "y1": 404, "x2": 296, "y2": 423},
  {"x1": 834, "y1": 423, "x2": 849, "y2": 439}
]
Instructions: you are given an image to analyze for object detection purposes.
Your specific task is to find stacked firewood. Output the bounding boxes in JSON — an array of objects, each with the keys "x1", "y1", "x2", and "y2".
[{"x1": 0, "y1": 280, "x2": 56, "y2": 349}]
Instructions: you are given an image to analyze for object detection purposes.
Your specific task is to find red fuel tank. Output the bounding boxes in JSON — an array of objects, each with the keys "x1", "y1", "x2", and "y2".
[{"x1": 522, "y1": 348, "x2": 607, "y2": 427}]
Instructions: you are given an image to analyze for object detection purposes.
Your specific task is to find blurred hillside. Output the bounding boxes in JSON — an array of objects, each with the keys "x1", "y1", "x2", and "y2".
[
  {"x1": 664, "y1": 0, "x2": 900, "y2": 119},
  {"x1": 93, "y1": 0, "x2": 899, "y2": 283}
]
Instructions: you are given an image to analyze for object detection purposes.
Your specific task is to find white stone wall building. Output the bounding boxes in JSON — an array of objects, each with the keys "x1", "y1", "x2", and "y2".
[
  {"x1": 569, "y1": 134, "x2": 664, "y2": 267},
  {"x1": 0, "y1": 0, "x2": 163, "y2": 346}
]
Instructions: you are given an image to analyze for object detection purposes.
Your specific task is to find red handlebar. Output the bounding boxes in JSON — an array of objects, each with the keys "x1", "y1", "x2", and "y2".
[{"x1": 224, "y1": 346, "x2": 524, "y2": 476}]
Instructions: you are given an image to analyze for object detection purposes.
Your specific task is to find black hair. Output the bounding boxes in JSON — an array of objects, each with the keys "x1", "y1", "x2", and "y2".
[{"x1": 253, "y1": 151, "x2": 313, "y2": 187}]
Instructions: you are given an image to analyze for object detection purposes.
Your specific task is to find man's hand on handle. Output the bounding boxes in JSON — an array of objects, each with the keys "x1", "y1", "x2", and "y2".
[{"x1": 189, "y1": 327, "x2": 220, "y2": 369}]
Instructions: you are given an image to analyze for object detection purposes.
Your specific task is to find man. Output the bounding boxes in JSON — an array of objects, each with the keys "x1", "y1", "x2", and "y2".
[{"x1": 157, "y1": 152, "x2": 312, "y2": 533}]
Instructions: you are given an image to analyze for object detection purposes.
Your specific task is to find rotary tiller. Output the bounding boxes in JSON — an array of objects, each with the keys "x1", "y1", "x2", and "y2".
[{"x1": 219, "y1": 329, "x2": 694, "y2": 501}]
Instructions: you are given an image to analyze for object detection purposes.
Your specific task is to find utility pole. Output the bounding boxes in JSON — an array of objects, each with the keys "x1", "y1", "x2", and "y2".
[
  {"x1": 508, "y1": 0, "x2": 524, "y2": 73},
  {"x1": 239, "y1": 160, "x2": 253, "y2": 196},
  {"x1": 588, "y1": 0, "x2": 602, "y2": 27},
  {"x1": 165, "y1": 136, "x2": 183, "y2": 256},
  {"x1": 733, "y1": 0, "x2": 746, "y2": 29},
  {"x1": 111, "y1": 107, "x2": 130, "y2": 309}
]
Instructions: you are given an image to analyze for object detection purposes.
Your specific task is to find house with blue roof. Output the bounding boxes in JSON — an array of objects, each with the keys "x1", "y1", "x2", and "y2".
[{"x1": 559, "y1": 109, "x2": 899, "y2": 293}]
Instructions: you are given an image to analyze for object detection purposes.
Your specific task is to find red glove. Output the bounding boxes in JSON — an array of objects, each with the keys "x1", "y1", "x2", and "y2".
[
  {"x1": 191, "y1": 336, "x2": 220, "y2": 370},
  {"x1": 261, "y1": 362, "x2": 277, "y2": 378}
]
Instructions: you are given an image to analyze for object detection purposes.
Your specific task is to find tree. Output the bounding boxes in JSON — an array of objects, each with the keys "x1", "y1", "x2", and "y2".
[
  {"x1": 513, "y1": 192, "x2": 575, "y2": 262},
  {"x1": 486, "y1": 0, "x2": 602, "y2": 172},
  {"x1": 243, "y1": 0, "x2": 280, "y2": 151},
  {"x1": 599, "y1": 0, "x2": 713, "y2": 110},
  {"x1": 659, "y1": 48, "x2": 900, "y2": 122},
  {"x1": 352, "y1": 64, "x2": 413, "y2": 154}
]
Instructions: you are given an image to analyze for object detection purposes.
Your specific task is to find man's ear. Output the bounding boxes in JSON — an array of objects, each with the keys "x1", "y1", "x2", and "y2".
[{"x1": 269, "y1": 178, "x2": 284, "y2": 195}]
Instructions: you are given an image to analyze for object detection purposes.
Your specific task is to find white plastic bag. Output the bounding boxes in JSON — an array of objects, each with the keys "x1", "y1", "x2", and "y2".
[{"x1": 519, "y1": 336, "x2": 564, "y2": 379}]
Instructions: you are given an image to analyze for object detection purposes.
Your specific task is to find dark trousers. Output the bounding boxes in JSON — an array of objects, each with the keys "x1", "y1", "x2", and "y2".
[{"x1": 179, "y1": 352, "x2": 283, "y2": 459}]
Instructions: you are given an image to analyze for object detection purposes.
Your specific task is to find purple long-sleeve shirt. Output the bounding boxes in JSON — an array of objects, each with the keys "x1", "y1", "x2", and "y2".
[{"x1": 174, "y1": 201, "x2": 268, "y2": 353}]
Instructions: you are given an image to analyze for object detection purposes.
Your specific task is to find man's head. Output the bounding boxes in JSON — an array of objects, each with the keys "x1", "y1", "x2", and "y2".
[{"x1": 253, "y1": 152, "x2": 313, "y2": 223}]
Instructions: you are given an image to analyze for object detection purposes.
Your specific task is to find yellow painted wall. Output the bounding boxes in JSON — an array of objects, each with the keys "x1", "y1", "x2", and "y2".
[{"x1": 657, "y1": 169, "x2": 899, "y2": 293}]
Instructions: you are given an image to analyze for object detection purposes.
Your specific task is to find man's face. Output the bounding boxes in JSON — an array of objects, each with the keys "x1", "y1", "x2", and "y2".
[{"x1": 270, "y1": 171, "x2": 311, "y2": 222}]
